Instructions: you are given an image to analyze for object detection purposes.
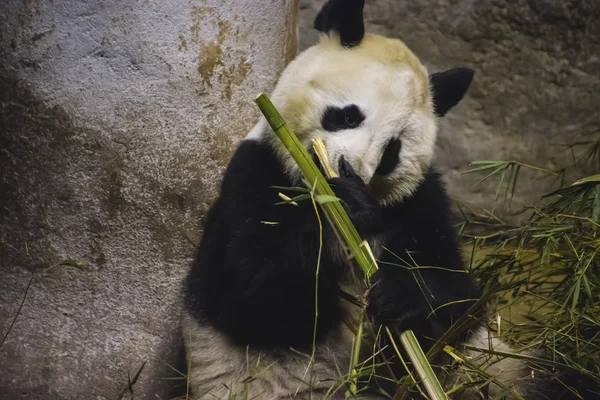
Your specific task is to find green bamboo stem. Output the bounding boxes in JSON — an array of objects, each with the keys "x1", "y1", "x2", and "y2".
[
  {"x1": 347, "y1": 307, "x2": 365, "y2": 397},
  {"x1": 314, "y1": 136, "x2": 369, "y2": 399},
  {"x1": 401, "y1": 332, "x2": 447, "y2": 400},
  {"x1": 254, "y1": 93, "x2": 448, "y2": 400},
  {"x1": 254, "y1": 93, "x2": 376, "y2": 277}
]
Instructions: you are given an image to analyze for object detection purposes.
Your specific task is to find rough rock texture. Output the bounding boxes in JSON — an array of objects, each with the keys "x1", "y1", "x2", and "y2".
[
  {"x1": 0, "y1": 0, "x2": 298, "y2": 399},
  {"x1": 301, "y1": 0, "x2": 600, "y2": 221},
  {"x1": 2, "y1": 0, "x2": 599, "y2": 398}
]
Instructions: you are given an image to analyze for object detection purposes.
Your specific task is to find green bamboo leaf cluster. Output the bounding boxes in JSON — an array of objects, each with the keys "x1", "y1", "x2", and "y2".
[{"x1": 459, "y1": 159, "x2": 600, "y2": 392}]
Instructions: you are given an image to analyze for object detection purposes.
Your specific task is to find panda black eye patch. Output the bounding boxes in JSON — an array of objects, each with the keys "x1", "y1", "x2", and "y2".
[
  {"x1": 375, "y1": 138, "x2": 402, "y2": 176},
  {"x1": 321, "y1": 104, "x2": 365, "y2": 132}
]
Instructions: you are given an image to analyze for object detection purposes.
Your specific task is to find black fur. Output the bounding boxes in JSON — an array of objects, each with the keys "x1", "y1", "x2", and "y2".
[
  {"x1": 367, "y1": 170, "x2": 476, "y2": 339},
  {"x1": 430, "y1": 68, "x2": 475, "y2": 117},
  {"x1": 330, "y1": 156, "x2": 384, "y2": 237},
  {"x1": 314, "y1": 0, "x2": 365, "y2": 48},
  {"x1": 184, "y1": 140, "x2": 475, "y2": 357},
  {"x1": 553, "y1": 373, "x2": 600, "y2": 400},
  {"x1": 514, "y1": 367, "x2": 600, "y2": 400},
  {"x1": 321, "y1": 104, "x2": 365, "y2": 132},
  {"x1": 186, "y1": 141, "x2": 343, "y2": 349},
  {"x1": 375, "y1": 139, "x2": 402, "y2": 176}
]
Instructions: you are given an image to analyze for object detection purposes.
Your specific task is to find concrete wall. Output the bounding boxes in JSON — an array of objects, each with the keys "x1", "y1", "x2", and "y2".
[
  {"x1": 2, "y1": 0, "x2": 598, "y2": 398},
  {"x1": 0, "y1": 0, "x2": 298, "y2": 398}
]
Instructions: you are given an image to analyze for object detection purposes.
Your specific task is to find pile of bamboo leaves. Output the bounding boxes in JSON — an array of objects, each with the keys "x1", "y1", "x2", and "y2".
[{"x1": 456, "y1": 134, "x2": 600, "y2": 397}]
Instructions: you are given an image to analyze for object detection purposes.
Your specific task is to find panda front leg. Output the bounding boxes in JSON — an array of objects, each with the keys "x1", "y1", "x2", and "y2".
[
  {"x1": 365, "y1": 204, "x2": 477, "y2": 346},
  {"x1": 322, "y1": 161, "x2": 474, "y2": 341},
  {"x1": 183, "y1": 142, "x2": 367, "y2": 399}
]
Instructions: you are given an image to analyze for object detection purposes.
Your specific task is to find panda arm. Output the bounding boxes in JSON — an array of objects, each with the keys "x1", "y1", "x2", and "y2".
[
  {"x1": 368, "y1": 172, "x2": 478, "y2": 335},
  {"x1": 185, "y1": 140, "x2": 342, "y2": 349}
]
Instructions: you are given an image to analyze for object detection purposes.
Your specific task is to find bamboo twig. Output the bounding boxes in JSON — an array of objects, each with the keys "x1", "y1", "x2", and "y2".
[
  {"x1": 254, "y1": 93, "x2": 448, "y2": 400},
  {"x1": 312, "y1": 138, "x2": 369, "y2": 396},
  {"x1": 312, "y1": 137, "x2": 337, "y2": 179},
  {"x1": 313, "y1": 137, "x2": 373, "y2": 397}
]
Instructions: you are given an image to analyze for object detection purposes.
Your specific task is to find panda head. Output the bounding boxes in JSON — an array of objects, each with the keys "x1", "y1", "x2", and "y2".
[{"x1": 248, "y1": 0, "x2": 474, "y2": 206}]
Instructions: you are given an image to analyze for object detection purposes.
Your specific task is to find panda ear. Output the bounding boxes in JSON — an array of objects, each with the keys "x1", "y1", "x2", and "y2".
[
  {"x1": 314, "y1": 0, "x2": 365, "y2": 48},
  {"x1": 429, "y1": 68, "x2": 474, "y2": 117}
]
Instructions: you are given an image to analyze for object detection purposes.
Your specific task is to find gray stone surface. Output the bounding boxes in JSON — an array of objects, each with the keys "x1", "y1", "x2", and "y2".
[
  {"x1": 2, "y1": 0, "x2": 599, "y2": 398},
  {"x1": 300, "y1": 0, "x2": 600, "y2": 221},
  {"x1": 0, "y1": 0, "x2": 298, "y2": 398}
]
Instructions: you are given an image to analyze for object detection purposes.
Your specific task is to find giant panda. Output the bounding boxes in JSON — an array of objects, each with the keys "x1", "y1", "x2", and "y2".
[{"x1": 181, "y1": 1, "x2": 596, "y2": 399}]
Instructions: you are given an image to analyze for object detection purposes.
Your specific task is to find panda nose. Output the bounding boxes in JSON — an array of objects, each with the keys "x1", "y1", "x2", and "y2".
[
  {"x1": 339, "y1": 156, "x2": 374, "y2": 184},
  {"x1": 339, "y1": 157, "x2": 357, "y2": 178}
]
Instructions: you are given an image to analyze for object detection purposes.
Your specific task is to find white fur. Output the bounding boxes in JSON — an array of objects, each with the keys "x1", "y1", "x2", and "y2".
[
  {"x1": 443, "y1": 325, "x2": 536, "y2": 399},
  {"x1": 184, "y1": 312, "x2": 536, "y2": 399},
  {"x1": 182, "y1": 307, "x2": 383, "y2": 400},
  {"x1": 248, "y1": 34, "x2": 438, "y2": 205}
]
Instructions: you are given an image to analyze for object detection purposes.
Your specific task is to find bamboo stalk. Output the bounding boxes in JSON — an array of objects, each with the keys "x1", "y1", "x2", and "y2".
[
  {"x1": 313, "y1": 138, "x2": 369, "y2": 396},
  {"x1": 312, "y1": 137, "x2": 337, "y2": 180},
  {"x1": 401, "y1": 332, "x2": 448, "y2": 400},
  {"x1": 254, "y1": 93, "x2": 448, "y2": 400},
  {"x1": 313, "y1": 137, "x2": 372, "y2": 397},
  {"x1": 254, "y1": 93, "x2": 376, "y2": 277}
]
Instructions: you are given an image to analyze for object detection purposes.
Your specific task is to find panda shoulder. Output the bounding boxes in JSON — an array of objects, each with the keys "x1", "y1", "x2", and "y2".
[
  {"x1": 409, "y1": 167, "x2": 452, "y2": 208},
  {"x1": 219, "y1": 139, "x2": 284, "y2": 191}
]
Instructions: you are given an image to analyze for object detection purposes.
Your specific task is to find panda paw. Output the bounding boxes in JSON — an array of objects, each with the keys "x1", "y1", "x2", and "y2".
[
  {"x1": 366, "y1": 267, "x2": 432, "y2": 332},
  {"x1": 326, "y1": 157, "x2": 383, "y2": 236}
]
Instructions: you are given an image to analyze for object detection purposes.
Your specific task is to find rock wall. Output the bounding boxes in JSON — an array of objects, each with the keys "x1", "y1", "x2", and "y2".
[
  {"x1": 300, "y1": 0, "x2": 600, "y2": 220},
  {"x1": 0, "y1": 0, "x2": 298, "y2": 398},
  {"x1": 2, "y1": 0, "x2": 599, "y2": 398}
]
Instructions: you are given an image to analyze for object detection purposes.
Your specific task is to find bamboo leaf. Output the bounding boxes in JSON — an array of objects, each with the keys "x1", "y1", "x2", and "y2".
[
  {"x1": 593, "y1": 185, "x2": 600, "y2": 227},
  {"x1": 573, "y1": 174, "x2": 600, "y2": 186},
  {"x1": 462, "y1": 161, "x2": 510, "y2": 174},
  {"x1": 315, "y1": 194, "x2": 341, "y2": 204},
  {"x1": 571, "y1": 279, "x2": 581, "y2": 311},
  {"x1": 582, "y1": 275, "x2": 593, "y2": 300}
]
